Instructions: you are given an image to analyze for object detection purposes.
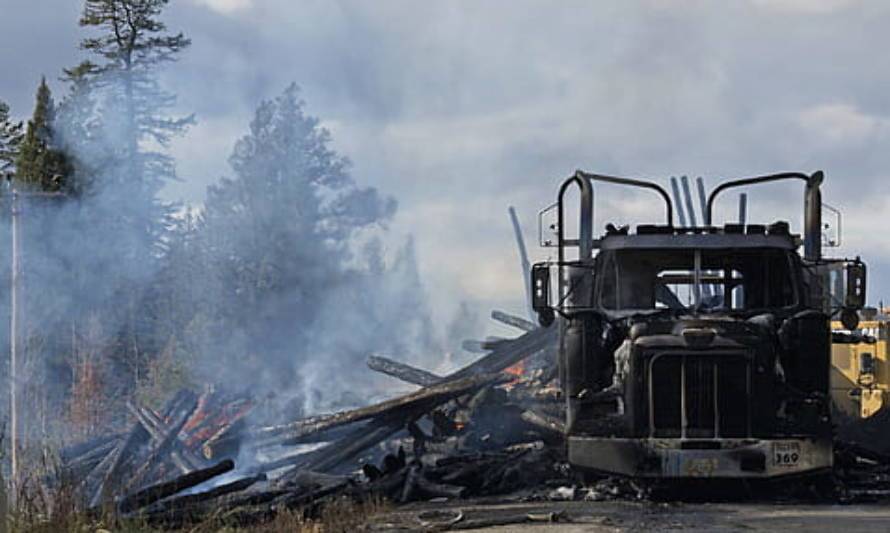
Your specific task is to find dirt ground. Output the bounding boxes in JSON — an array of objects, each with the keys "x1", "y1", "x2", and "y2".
[{"x1": 369, "y1": 499, "x2": 890, "y2": 532}]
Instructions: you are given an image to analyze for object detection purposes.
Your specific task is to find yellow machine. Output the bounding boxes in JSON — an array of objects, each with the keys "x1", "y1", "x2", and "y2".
[{"x1": 831, "y1": 310, "x2": 890, "y2": 421}]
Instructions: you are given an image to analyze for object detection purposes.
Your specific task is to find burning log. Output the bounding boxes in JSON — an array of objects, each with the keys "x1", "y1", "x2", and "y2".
[
  {"x1": 117, "y1": 459, "x2": 235, "y2": 514},
  {"x1": 367, "y1": 355, "x2": 442, "y2": 387},
  {"x1": 446, "y1": 327, "x2": 557, "y2": 381},
  {"x1": 256, "y1": 373, "x2": 505, "y2": 448},
  {"x1": 491, "y1": 310, "x2": 537, "y2": 332},
  {"x1": 201, "y1": 418, "x2": 246, "y2": 460}
]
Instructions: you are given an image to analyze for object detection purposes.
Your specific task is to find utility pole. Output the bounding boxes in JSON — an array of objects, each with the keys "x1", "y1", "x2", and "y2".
[
  {"x1": 9, "y1": 184, "x2": 18, "y2": 489},
  {"x1": 5, "y1": 175, "x2": 64, "y2": 489}
]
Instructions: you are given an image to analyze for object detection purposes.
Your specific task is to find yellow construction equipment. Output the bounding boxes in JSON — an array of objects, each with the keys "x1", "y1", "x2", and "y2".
[
  {"x1": 831, "y1": 309, "x2": 889, "y2": 420},
  {"x1": 831, "y1": 308, "x2": 890, "y2": 454}
]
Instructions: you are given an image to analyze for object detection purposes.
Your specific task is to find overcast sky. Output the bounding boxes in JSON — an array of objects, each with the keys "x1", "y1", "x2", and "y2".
[{"x1": 2, "y1": 0, "x2": 889, "y2": 328}]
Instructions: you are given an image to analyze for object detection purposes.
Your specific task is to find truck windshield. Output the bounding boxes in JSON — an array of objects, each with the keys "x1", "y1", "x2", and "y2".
[{"x1": 597, "y1": 248, "x2": 798, "y2": 312}]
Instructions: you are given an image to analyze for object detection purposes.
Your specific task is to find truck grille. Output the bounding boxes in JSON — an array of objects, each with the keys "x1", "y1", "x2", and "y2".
[{"x1": 647, "y1": 353, "x2": 751, "y2": 438}]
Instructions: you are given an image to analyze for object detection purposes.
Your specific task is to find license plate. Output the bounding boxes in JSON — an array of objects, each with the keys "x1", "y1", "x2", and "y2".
[{"x1": 773, "y1": 442, "x2": 801, "y2": 468}]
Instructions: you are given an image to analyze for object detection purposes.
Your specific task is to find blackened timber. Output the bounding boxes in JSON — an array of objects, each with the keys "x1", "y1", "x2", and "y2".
[
  {"x1": 491, "y1": 310, "x2": 537, "y2": 332},
  {"x1": 127, "y1": 402, "x2": 203, "y2": 473},
  {"x1": 366, "y1": 355, "x2": 442, "y2": 387},
  {"x1": 125, "y1": 394, "x2": 200, "y2": 491},
  {"x1": 520, "y1": 409, "x2": 566, "y2": 437},
  {"x1": 91, "y1": 416, "x2": 151, "y2": 507},
  {"x1": 61, "y1": 433, "x2": 123, "y2": 464},
  {"x1": 82, "y1": 440, "x2": 121, "y2": 503},
  {"x1": 139, "y1": 473, "x2": 265, "y2": 519},
  {"x1": 258, "y1": 373, "x2": 504, "y2": 446},
  {"x1": 117, "y1": 459, "x2": 235, "y2": 514},
  {"x1": 64, "y1": 437, "x2": 119, "y2": 472},
  {"x1": 414, "y1": 474, "x2": 465, "y2": 499},
  {"x1": 461, "y1": 340, "x2": 488, "y2": 354},
  {"x1": 445, "y1": 327, "x2": 557, "y2": 381},
  {"x1": 294, "y1": 418, "x2": 405, "y2": 474}
]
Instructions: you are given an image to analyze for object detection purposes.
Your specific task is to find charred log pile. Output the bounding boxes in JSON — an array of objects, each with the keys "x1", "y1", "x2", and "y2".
[
  {"x1": 57, "y1": 312, "x2": 579, "y2": 528},
  {"x1": 60, "y1": 388, "x2": 255, "y2": 509}
]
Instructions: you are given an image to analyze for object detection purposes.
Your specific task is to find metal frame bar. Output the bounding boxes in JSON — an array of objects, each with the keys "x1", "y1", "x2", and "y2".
[{"x1": 704, "y1": 171, "x2": 824, "y2": 261}]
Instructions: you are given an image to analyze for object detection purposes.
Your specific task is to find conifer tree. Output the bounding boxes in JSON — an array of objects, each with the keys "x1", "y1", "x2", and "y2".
[
  {"x1": 74, "y1": 0, "x2": 193, "y2": 248},
  {"x1": 15, "y1": 78, "x2": 72, "y2": 192},
  {"x1": 65, "y1": 0, "x2": 193, "y2": 385},
  {"x1": 0, "y1": 99, "x2": 23, "y2": 175}
]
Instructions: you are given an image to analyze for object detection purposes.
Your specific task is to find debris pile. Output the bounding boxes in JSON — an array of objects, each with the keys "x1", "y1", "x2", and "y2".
[
  {"x1": 56, "y1": 309, "x2": 890, "y2": 529},
  {"x1": 60, "y1": 312, "x2": 576, "y2": 528}
]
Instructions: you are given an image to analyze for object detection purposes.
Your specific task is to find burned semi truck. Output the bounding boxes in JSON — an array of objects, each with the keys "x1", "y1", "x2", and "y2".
[{"x1": 531, "y1": 171, "x2": 867, "y2": 479}]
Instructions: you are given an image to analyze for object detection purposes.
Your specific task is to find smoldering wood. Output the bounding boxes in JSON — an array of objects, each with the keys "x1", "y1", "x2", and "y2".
[
  {"x1": 82, "y1": 440, "x2": 121, "y2": 502},
  {"x1": 285, "y1": 470, "x2": 351, "y2": 492},
  {"x1": 117, "y1": 459, "x2": 235, "y2": 514},
  {"x1": 125, "y1": 394, "x2": 200, "y2": 492},
  {"x1": 60, "y1": 433, "x2": 123, "y2": 464},
  {"x1": 399, "y1": 465, "x2": 420, "y2": 503},
  {"x1": 298, "y1": 417, "x2": 405, "y2": 474},
  {"x1": 202, "y1": 420, "x2": 241, "y2": 458},
  {"x1": 446, "y1": 327, "x2": 558, "y2": 381},
  {"x1": 91, "y1": 416, "x2": 152, "y2": 507},
  {"x1": 64, "y1": 437, "x2": 119, "y2": 471},
  {"x1": 134, "y1": 402, "x2": 205, "y2": 471},
  {"x1": 520, "y1": 409, "x2": 566, "y2": 438},
  {"x1": 138, "y1": 473, "x2": 266, "y2": 520},
  {"x1": 366, "y1": 355, "x2": 442, "y2": 387},
  {"x1": 257, "y1": 373, "x2": 504, "y2": 447},
  {"x1": 127, "y1": 402, "x2": 195, "y2": 474},
  {"x1": 414, "y1": 474, "x2": 465, "y2": 500},
  {"x1": 491, "y1": 310, "x2": 537, "y2": 332}
]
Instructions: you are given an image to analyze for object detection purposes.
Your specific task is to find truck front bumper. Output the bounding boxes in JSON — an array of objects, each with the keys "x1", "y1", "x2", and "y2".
[{"x1": 568, "y1": 436, "x2": 832, "y2": 478}]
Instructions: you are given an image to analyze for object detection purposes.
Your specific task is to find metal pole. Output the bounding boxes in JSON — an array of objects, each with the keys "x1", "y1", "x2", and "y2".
[
  {"x1": 680, "y1": 176, "x2": 698, "y2": 227},
  {"x1": 696, "y1": 177, "x2": 709, "y2": 226},
  {"x1": 670, "y1": 177, "x2": 688, "y2": 228},
  {"x1": 9, "y1": 188, "x2": 19, "y2": 489},
  {"x1": 508, "y1": 207, "x2": 535, "y2": 321}
]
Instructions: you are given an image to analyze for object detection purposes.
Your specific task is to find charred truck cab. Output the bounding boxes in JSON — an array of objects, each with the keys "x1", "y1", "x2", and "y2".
[{"x1": 532, "y1": 171, "x2": 867, "y2": 479}]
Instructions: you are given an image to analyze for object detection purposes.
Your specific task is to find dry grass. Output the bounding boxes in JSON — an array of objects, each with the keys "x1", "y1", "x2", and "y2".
[
  {"x1": 2, "y1": 439, "x2": 387, "y2": 533},
  {"x1": 6, "y1": 491, "x2": 388, "y2": 533},
  {"x1": 194, "y1": 495, "x2": 389, "y2": 533}
]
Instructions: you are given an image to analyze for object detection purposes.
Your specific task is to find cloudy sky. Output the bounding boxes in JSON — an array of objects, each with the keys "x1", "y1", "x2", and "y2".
[{"x1": 2, "y1": 0, "x2": 889, "y2": 328}]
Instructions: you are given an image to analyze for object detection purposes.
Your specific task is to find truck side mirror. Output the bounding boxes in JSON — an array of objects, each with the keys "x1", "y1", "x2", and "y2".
[
  {"x1": 531, "y1": 263, "x2": 555, "y2": 327},
  {"x1": 845, "y1": 260, "x2": 867, "y2": 309}
]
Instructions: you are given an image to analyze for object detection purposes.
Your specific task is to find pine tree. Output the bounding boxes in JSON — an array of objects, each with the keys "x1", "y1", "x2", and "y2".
[
  {"x1": 56, "y1": 61, "x2": 105, "y2": 196},
  {"x1": 74, "y1": 0, "x2": 193, "y2": 248},
  {"x1": 0, "y1": 99, "x2": 23, "y2": 175},
  {"x1": 15, "y1": 78, "x2": 72, "y2": 192},
  {"x1": 183, "y1": 84, "x2": 400, "y2": 391},
  {"x1": 65, "y1": 0, "x2": 193, "y2": 388}
]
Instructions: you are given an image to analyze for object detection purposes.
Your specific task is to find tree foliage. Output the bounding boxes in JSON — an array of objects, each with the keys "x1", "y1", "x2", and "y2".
[
  {"x1": 15, "y1": 78, "x2": 73, "y2": 192},
  {"x1": 75, "y1": 0, "x2": 193, "y2": 253},
  {"x1": 0, "y1": 99, "x2": 23, "y2": 175},
  {"x1": 155, "y1": 85, "x2": 439, "y2": 408}
]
